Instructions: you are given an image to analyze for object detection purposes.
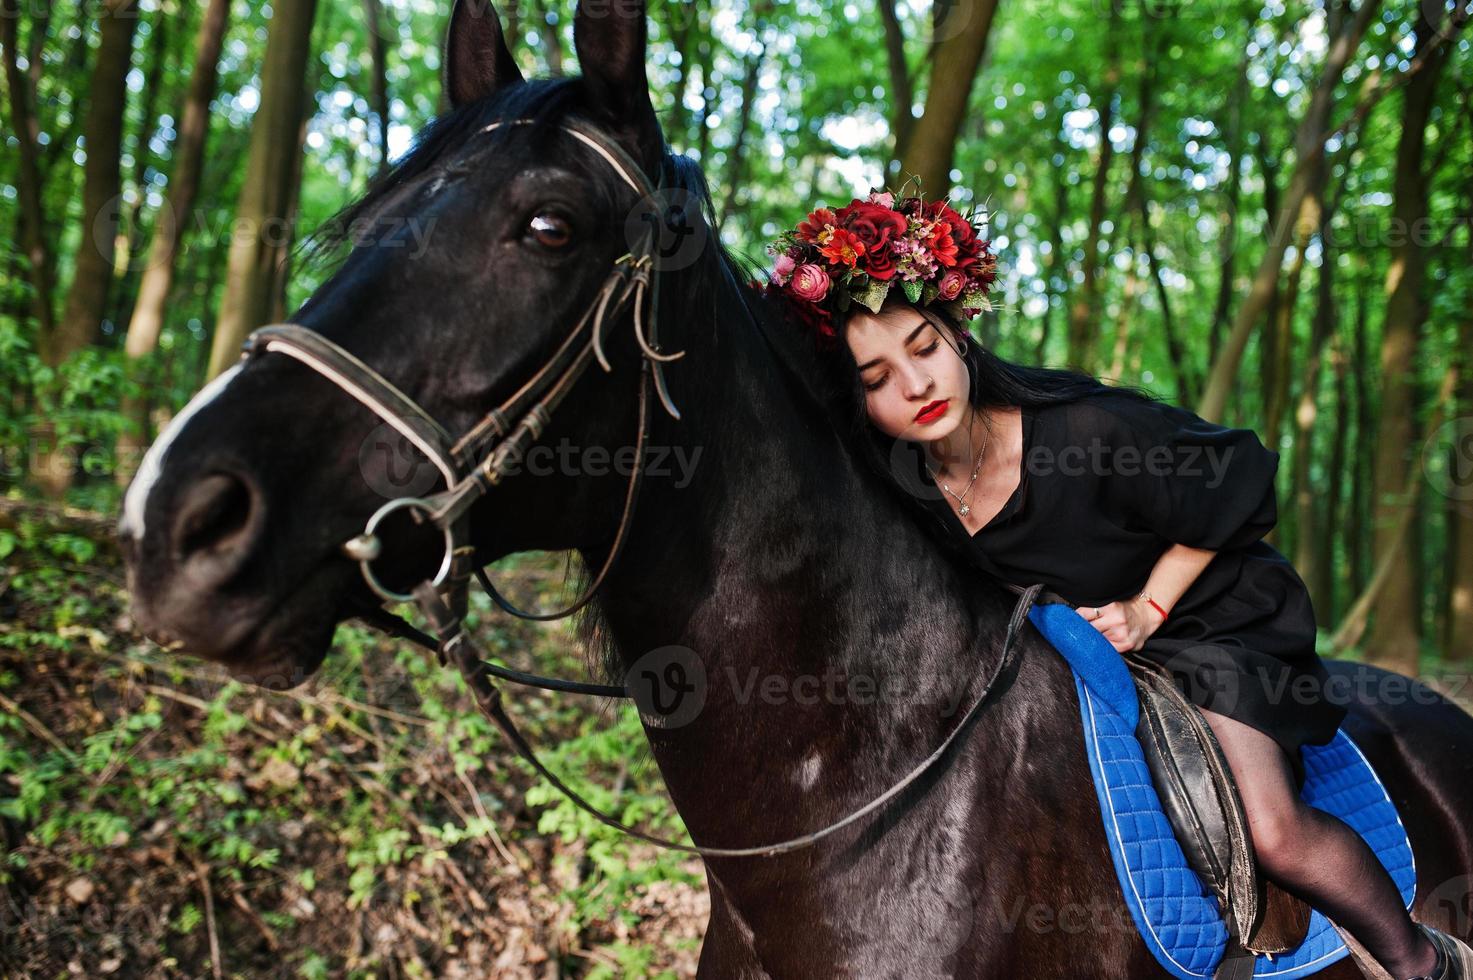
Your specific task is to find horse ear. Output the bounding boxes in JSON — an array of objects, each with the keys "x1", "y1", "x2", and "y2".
[
  {"x1": 444, "y1": 0, "x2": 523, "y2": 109},
  {"x1": 572, "y1": 0, "x2": 664, "y2": 178}
]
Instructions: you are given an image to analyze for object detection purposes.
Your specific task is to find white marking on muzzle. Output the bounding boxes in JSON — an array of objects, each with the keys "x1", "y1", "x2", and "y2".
[{"x1": 119, "y1": 363, "x2": 245, "y2": 541}]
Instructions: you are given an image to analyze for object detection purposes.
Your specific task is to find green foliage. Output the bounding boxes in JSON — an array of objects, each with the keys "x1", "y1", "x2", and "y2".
[{"x1": 522, "y1": 713, "x2": 701, "y2": 923}]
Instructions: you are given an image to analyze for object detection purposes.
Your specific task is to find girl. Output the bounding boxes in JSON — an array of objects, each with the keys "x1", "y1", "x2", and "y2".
[{"x1": 765, "y1": 189, "x2": 1470, "y2": 980}]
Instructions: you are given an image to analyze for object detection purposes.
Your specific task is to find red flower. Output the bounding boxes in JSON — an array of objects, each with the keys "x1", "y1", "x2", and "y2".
[
  {"x1": 865, "y1": 244, "x2": 898, "y2": 280},
  {"x1": 797, "y1": 207, "x2": 838, "y2": 244},
  {"x1": 926, "y1": 221, "x2": 958, "y2": 268},
  {"x1": 836, "y1": 200, "x2": 907, "y2": 253},
  {"x1": 818, "y1": 227, "x2": 865, "y2": 268},
  {"x1": 923, "y1": 199, "x2": 984, "y2": 273}
]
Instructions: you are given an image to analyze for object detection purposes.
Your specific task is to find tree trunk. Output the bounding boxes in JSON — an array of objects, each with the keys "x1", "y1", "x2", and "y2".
[
  {"x1": 1448, "y1": 257, "x2": 1473, "y2": 661},
  {"x1": 1197, "y1": 0, "x2": 1380, "y2": 422},
  {"x1": 1292, "y1": 189, "x2": 1339, "y2": 616},
  {"x1": 54, "y1": 0, "x2": 141, "y2": 364},
  {"x1": 207, "y1": 0, "x2": 319, "y2": 380},
  {"x1": 1208, "y1": 16, "x2": 1253, "y2": 360},
  {"x1": 1252, "y1": 131, "x2": 1282, "y2": 429},
  {"x1": 1364, "y1": 9, "x2": 1452, "y2": 674},
  {"x1": 29, "y1": 0, "x2": 139, "y2": 499},
  {"x1": 1065, "y1": 1, "x2": 1120, "y2": 374},
  {"x1": 111, "y1": 2, "x2": 186, "y2": 335},
  {"x1": 661, "y1": 0, "x2": 698, "y2": 149},
  {"x1": 717, "y1": 7, "x2": 768, "y2": 234},
  {"x1": 1346, "y1": 268, "x2": 1369, "y2": 594},
  {"x1": 0, "y1": 0, "x2": 57, "y2": 336},
  {"x1": 1264, "y1": 177, "x2": 1324, "y2": 452},
  {"x1": 1320, "y1": 325, "x2": 1350, "y2": 624},
  {"x1": 116, "y1": 0, "x2": 231, "y2": 486},
  {"x1": 502, "y1": 0, "x2": 520, "y2": 60},
  {"x1": 895, "y1": 0, "x2": 999, "y2": 198},
  {"x1": 1105, "y1": 220, "x2": 1141, "y2": 384},
  {"x1": 877, "y1": 0, "x2": 913, "y2": 163},
  {"x1": 1333, "y1": 364, "x2": 1460, "y2": 653},
  {"x1": 529, "y1": 0, "x2": 563, "y2": 75},
  {"x1": 269, "y1": 102, "x2": 312, "y2": 324},
  {"x1": 693, "y1": 8, "x2": 715, "y2": 165},
  {"x1": 1034, "y1": 116, "x2": 1069, "y2": 366},
  {"x1": 361, "y1": 0, "x2": 390, "y2": 167}
]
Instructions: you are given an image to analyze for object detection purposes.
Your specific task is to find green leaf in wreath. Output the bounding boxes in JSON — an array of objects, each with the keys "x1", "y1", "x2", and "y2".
[
  {"x1": 961, "y1": 288, "x2": 993, "y2": 312},
  {"x1": 902, "y1": 279, "x2": 923, "y2": 304},
  {"x1": 853, "y1": 279, "x2": 890, "y2": 314},
  {"x1": 921, "y1": 281, "x2": 940, "y2": 305}
]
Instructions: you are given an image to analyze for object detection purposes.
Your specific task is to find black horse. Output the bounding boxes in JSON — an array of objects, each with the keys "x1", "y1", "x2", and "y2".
[{"x1": 119, "y1": 0, "x2": 1473, "y2": 974}]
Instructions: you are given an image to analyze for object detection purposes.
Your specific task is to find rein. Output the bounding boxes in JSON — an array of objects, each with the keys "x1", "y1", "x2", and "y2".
[{"x1": 238, "y1": 116, "x2": 1063, "y2": 857}]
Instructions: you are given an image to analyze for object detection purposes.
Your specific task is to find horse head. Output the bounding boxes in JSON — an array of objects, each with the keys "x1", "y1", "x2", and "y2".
[{"x1": 119, "y1": 0, "x2": 740, "y2": 687}]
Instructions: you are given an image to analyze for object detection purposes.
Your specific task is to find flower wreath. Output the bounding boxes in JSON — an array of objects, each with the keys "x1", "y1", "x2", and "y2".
[{"x1": 763, "y1": 184, "x2": 999, "y2": 348}]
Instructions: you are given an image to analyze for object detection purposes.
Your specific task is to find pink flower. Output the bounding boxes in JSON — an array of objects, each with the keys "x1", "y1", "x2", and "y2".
[
  {"x1": 789, "y1": 263, "x2": 831, "y2": 303},
  {"x1": 892, "y1": 238, "x2": 938, "y2": 282},
  {"x1": 771, "y1": 253, "x2": 796, "y2": 286},
  {"x1": 937, "y1": 269, "x2": 967, "y2": 301},
  {"x1": 867, "y1": 188, "x2": 894, "y2": 208}
]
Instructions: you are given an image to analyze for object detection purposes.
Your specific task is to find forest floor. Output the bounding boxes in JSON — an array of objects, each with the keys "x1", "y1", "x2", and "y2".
[{"x1": 0, "y1": 498, "x2": 709, "y2": 978}]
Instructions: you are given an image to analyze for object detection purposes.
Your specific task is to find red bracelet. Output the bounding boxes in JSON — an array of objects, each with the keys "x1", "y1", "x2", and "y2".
[{"x1": 1139, "y1": 592, "x2": 1169, "y2": 622}]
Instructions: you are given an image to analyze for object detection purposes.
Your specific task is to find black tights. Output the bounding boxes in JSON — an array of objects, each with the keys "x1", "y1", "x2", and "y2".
[{"x1": 1197, "y1": 708, "x2": 1437, "y2": 979}]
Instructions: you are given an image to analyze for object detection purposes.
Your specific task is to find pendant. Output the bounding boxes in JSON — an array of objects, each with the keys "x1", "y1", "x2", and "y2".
[{"x1": 960, "y1": 504, "x2": 970, "y2": 516}]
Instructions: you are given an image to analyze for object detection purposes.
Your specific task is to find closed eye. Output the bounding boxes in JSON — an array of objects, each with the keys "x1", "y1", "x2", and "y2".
[{"x1": 862, "y1": 340, "x2": 941, "y2": 392}]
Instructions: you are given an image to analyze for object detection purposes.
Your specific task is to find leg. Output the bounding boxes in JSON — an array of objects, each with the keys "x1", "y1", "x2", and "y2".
[{"x1": 1197, "y1": 707, "x2": 1439, "y2": 979}]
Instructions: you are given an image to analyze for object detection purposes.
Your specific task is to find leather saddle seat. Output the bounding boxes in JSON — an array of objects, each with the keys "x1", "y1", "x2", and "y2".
[{"x1": 1124, "y1": 649, "x2": 1312, "y2": 958}]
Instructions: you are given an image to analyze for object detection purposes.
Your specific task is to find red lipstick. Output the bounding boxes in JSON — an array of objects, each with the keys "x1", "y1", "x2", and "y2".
[{"x1": 914, "y1": 399, "x2": 949, "y2": 424}]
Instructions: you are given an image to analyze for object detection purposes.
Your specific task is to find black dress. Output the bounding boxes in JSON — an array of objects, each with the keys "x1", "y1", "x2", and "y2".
[{"x1": 910, "y1": 389, "x2": 1347, "y2": 788}]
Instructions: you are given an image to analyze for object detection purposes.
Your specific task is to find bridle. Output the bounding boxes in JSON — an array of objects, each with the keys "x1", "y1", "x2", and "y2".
[{"x1": 237, "y1": 115, "x2": 1058, "y2": 858}]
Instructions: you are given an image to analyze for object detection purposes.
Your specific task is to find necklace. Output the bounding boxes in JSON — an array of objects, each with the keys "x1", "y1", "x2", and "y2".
[{"x1": 931, "y1": 407, "x2": 992, "y2": 518}]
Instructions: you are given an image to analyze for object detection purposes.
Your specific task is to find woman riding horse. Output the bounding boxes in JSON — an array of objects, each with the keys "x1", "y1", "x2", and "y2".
[{"x1": 763, "y1": 185, "x2": 1472, "y2": 980}]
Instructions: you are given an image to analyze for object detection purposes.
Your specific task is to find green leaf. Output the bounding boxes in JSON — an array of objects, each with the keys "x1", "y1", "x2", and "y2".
[
  {"x1": 902, "y1": 279, "x2": 922, "y2": 303},
  {"x1": 961, "y1": 287, "x2": 992, "y2": 311},
  {"x1": 852, "y1": 279, "x2": 890, "y2": 314}
]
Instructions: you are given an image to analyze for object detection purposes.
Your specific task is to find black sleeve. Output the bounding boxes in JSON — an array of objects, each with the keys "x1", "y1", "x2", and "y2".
[{"x1": 1087, "y1": 394, "x2": 1280, "y2": 551}]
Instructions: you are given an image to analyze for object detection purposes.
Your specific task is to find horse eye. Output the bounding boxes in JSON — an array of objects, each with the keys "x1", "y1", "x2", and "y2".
[{"x1": 527, "y1": 213, "x2": 572, "y2": 249}]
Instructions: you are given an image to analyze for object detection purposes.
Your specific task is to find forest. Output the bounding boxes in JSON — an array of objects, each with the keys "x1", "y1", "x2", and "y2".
[{"x1": 2, "y1": 0, "x2": 1471, "y2": 975}]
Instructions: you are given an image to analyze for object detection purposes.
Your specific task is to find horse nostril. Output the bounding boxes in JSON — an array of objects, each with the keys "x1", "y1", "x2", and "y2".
[{"x1": 171, "y1": 471, "x2": 261, "y2": 586}]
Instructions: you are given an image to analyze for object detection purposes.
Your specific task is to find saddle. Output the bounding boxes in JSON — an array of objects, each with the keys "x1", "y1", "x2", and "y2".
[
  {"x1": 1020, "y1": 596, "x2": 1417, "y2": 980},
  {"x1": 1122, "y1": 650, "x2": 1312, "y2": 968}
]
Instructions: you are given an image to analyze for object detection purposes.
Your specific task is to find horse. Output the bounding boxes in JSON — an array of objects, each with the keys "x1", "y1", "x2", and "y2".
[{"x1": 117, "y1": 0, "x2": 1473, "y2": 974}]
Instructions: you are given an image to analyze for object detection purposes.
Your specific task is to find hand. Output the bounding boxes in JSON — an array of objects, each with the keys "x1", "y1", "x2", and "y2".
[{"x1": 1078, "y1": 598, "x2": 1165, "y2": 653}]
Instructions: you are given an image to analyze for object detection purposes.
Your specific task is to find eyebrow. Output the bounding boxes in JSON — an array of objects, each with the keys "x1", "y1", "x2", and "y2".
[{"x1": 857, "y1": 320, "x2": 930, "y2": 372}]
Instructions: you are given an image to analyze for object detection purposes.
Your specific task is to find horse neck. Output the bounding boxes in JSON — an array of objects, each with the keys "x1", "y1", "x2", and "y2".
[{"x1": 585, "y1": 272, "x2": 1018, "y2": 844}]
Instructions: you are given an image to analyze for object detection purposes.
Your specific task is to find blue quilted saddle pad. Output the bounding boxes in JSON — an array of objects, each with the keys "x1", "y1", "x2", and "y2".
[{"x1": 1026, "y1": 601, "x2": 1417, "y2": 979}]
